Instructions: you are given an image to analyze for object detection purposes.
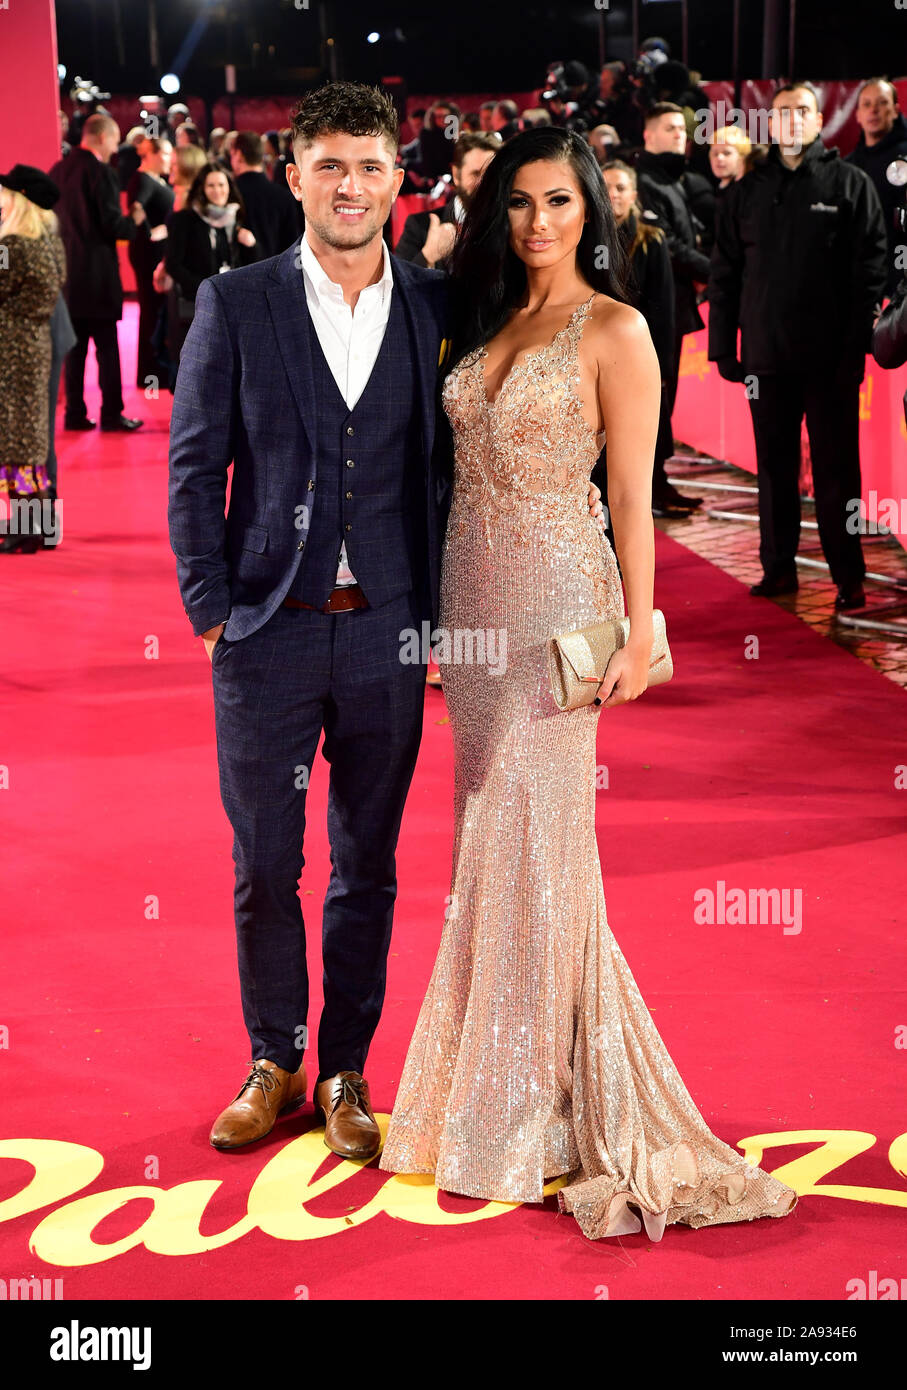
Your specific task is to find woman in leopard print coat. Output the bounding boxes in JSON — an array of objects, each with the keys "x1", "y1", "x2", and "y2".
[{"x1": 0, "y1": 175, "x2": 66, "y2": 551}]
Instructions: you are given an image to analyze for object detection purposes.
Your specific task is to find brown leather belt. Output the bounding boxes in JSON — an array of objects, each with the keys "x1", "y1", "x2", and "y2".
[{"x1": 283, "y1": 584, "x2": 368, "y2": 614}]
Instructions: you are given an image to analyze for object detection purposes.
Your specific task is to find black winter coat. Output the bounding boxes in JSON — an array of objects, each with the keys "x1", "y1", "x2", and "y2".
[
  {"x1": 708, "y1": 138, "x2": 888, "y2": 376},
  {"x1": 846, "y1": 113, "x2": 907, "y2": 293},
  {"x1": 234, "y1": 170, "x2": 301, "y2": 261},
  {"x1": 635, "y1": 149, "x2": 715, "y2": 335},
  {"x1": 164, "y1": 206, "x2": 262, "y2": 301},
  {"x1": 619, "y1": 212, "x2": 676, "y2": 381},
  {"x1": 126, "y1": 170, "x2": 175, "y2": 278},
  {"x1": 48, "y1": 147, "x2": 135, "y2": 319}
]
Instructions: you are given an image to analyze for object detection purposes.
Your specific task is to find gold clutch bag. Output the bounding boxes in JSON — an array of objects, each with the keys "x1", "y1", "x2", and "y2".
[{"x1": 548, "y1": 610, "x2": 672, "y2": 711}]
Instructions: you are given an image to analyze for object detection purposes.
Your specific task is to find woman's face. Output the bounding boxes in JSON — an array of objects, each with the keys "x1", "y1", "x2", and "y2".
[
  {"x1": 0, "y1": 187, "x2": 10, "y2": 220},
  {"x1": 710, "y1": 143, "x2": 742, "y2": 183},
  {"x1": 603, "y1": 168, "x2": 635, "y2": 223},
  {"x1": 507, "y1": 158, "x2": 587, "y2": 269},
  {"x1": 204, "y1": 171, "x2": 230, "y2": 206}
]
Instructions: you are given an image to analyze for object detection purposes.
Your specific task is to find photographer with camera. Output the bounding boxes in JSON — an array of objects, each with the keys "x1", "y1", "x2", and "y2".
[{"x1": 541, "y1": 60, "x2": 602, "y2": 136}]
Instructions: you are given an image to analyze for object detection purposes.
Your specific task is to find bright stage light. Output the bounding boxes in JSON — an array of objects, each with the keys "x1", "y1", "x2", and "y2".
[
  {"x1": 161, "y1": 73, "x2": 181, "y2": 95},
  {"x1": 58, "y1": 64, "x2": 67, "y2": 81},
  {"x1": 367, "y1": 32, "x2": 380, "y2": 44}
]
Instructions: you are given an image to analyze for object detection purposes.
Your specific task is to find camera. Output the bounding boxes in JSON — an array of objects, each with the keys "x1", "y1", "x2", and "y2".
[{"x1": 887, "y1": 155, "x2": 907, "y2": 238}]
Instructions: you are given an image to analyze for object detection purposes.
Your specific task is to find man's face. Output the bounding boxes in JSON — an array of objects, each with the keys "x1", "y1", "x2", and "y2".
[
  {"x1": 286, "y1": 132, "x2": 404, "y2": 250},
  {"x1": 645, "y1": 112, "x2": 687, "y2": 155},
  {"x1": 599, "y1": 69, "x2": 615, "y2": 101},
  {"x1": 451, "y1": 147, "x2": 495, "y2": 203},
  {"x1": 478, "y1": 107, "x2": 495, "y2": 132},
  {"x1": 856, "y1": 83, "x2": 897, "y2": 141},
  {"x1": 770, "y1": 88, "x2": 822, "y2": 153}
]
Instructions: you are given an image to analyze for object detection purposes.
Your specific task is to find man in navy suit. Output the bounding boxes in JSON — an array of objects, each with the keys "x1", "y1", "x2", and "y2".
[{"x1": 169, "y1": 82, "x2": 603, "y2": 1162}]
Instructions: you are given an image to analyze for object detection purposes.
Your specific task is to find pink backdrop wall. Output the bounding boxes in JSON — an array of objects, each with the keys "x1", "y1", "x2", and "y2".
[{"x1": 0, "y1": 0, "x2": 60, "y2": 172}]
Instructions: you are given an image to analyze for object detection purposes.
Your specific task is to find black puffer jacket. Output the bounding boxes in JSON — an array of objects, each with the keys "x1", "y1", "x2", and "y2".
[{"x1": 709, "y1": 138, "x2": 888, "y2": 375}]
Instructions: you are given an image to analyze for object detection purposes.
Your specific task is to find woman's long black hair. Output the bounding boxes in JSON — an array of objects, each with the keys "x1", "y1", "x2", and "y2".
[{"x1": 445, "y1": 126, "x2": 631, "y2": 374}]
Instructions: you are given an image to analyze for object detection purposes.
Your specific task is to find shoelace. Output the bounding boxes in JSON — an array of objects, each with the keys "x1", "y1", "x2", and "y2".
[
  {"x1": 331, "y1": 1074, "x2": 368, "y2": 1113},
  {"x1": 234, "y1": 1062, "x2": 280, "y2": 1108}
]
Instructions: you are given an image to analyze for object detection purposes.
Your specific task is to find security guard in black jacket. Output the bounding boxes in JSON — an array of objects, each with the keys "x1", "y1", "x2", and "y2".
[{"x1": 709, "y1": 83, "x2": 888, "y2": 609}]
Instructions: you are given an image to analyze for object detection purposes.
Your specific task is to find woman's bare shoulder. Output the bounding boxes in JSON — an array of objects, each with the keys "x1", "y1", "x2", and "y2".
[
  {"x1": 586, "y1": 293, "x2": 653, "y2": 364},
  {"x1": 588, "y1": 292, "x2": 647, "y2": 336}
]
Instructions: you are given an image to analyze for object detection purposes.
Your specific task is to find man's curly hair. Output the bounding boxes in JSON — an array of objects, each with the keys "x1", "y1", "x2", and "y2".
[{"x1": 291, "y1": 82, "x2": 400, "y2": 155}]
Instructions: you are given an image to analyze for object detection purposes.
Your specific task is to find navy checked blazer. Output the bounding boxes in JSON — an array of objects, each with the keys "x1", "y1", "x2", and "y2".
[{"x1": 167, "y1": 237, "x2": 452, "y2": 641}]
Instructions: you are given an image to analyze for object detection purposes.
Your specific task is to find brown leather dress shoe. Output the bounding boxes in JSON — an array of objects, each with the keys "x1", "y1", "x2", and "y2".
[
  {"x1": 209, "y1": 1059, "x2": 307, "y2": 1149},
  {"x1": 313, "y1": 1071, "x2": 380, "y2": 1160}
]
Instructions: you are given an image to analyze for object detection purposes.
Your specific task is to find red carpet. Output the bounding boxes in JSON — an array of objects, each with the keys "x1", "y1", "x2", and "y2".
[{"x1": 1, "y1": 305, "x2": 905, "y2": 1300}]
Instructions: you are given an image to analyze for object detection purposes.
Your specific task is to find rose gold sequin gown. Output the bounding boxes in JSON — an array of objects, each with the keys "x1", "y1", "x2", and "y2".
[{"x1": 379, "y1": 294, "x2": 798, "y2": 1241}]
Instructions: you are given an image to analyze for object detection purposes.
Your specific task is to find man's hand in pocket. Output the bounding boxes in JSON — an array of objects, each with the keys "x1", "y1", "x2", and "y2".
[{"x1": 202, "y1": 623, "x2": 226, "y2": 662}]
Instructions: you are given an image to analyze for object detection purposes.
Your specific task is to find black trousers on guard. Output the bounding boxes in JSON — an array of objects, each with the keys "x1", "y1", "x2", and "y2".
[{"x1": 747, "y1": 371, "x2": 865, "y2": 590}]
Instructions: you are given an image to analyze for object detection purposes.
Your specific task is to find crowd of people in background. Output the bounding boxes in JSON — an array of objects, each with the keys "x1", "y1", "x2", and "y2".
[{"x1": 1, "y1": 34, "x2": 906, "y2": 599}]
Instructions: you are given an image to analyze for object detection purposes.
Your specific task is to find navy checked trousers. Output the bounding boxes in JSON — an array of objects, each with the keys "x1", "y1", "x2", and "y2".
[{"x1": 211, "y1": 591, "x2": 427, "y2": 1083}]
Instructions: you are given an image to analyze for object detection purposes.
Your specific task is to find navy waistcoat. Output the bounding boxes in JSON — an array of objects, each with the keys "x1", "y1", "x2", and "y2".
[{"x1": 287, "y1": 285, "x2": 426, "y2": 610}]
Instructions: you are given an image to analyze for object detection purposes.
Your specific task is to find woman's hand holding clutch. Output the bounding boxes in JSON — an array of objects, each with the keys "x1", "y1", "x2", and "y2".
[{"x1": 597, "y1": 633, "x2": 653, "y2": 708}]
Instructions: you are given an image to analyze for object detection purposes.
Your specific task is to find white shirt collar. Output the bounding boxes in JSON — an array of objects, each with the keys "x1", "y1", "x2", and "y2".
[{"x1": 299, "y1": 230, "x2": 393, "y2": 307}]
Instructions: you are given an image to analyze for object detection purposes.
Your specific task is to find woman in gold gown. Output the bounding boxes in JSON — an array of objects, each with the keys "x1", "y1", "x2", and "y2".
[{"x1": 379, "y1": 128, "x2": 798, "y2": 1242}]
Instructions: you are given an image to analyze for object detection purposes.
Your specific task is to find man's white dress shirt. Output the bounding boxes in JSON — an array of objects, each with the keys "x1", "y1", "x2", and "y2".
[{"x1": 298, "y1": 231, "x2": 394, "y2": 589}]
